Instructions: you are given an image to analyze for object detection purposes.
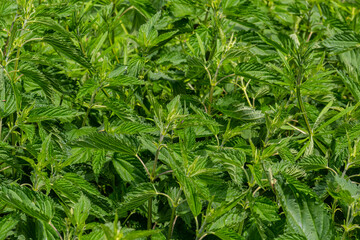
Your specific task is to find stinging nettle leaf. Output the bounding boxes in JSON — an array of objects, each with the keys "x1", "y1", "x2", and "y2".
[
  {"x1": 298, "y1": 155, "x2": 328, "y2": 171},
  {"x1": 118, "y1": 183, "x2": 157, "y2": 215},
  {"x1": 275, "y1": 177, "x2": 333, "y2": 240},
  {"x1": 43, "y1": 35, "x2": 93, "y2": 69},
  {"x1": 0, "y1": 214, "x2": 19, "y2": 240},
  {"x1": 0, "y1": 184, "x2": 55, "y2": 222},
  {"x1": 27, "y1": 106, "x2": 83, "y2": 122},
  {"x1": 107, "y1": 75, "x2": 146, "y2": 87},
  {"x1": 0, "y1": 74, "x2": 16, "y2": 118},
  {"x1": 72, "y1": 132, "x2": 137, "y2": 155}
]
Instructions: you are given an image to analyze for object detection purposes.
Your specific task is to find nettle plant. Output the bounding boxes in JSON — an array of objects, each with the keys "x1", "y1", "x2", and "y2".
[{"x1": 1, "y1": 0, "x2": 360, "y2": 239}]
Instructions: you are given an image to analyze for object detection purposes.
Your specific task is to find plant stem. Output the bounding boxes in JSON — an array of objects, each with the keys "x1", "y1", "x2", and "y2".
[
  {"x1": 239, "y1": 77, "x2": 252, "y2": 108},
  {"x1": 198, "y1": 234, "x2": 208, "y2": 240},
  {"x1": 208, "y1": 84, "x2": 215, "y2": 114},
  {"x1": 195, "y1": 219, "x2": 207, "y2": 240},
  {"x1": 147, "y1": 198, "x2": 152, "y2": 231},
  {"x1": 3, "y1": 125, "x2": 17, "y2": 142},
  {"x1": 238, "y1": 218, "x2": 244, "y2": 235},
  {"x1": 295, "y1": 64, "x2": 312, "y2": 136},
  {"x1": 342, "y1": 206, "x2": 352, "y2": 240},
  {"x1": 82, "y1": 87, "x2": 100, "y2": 127},
  {"x1": 208, "y1": 58, "x2": 225, "y2": 114},
  {"x1": 296, "y1": 85, "x2": 312, "y2": 136},
  {"x1": 151, "y1": 134, "x2": 164, "y2": 180},
  {"x1": 148, "y1": 133, "x2": 165, "y2": 232},
  {"x1": 167, "y1": 207, "x2": 176, "y2": 239},
  {"x1": 135, "y1": 154, "x2": 150, "y2": 177},
  {"x1": 0, "y1": 117, "x2": 2, "y2": 141},
  {"x1": 49, "y1": 221, "x2": 63, "y2": 240}
]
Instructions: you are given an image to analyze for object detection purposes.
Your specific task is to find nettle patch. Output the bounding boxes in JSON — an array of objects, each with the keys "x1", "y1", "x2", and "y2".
[{"x1": 1, "y1": 0, "x2": 360, "y2": 239}]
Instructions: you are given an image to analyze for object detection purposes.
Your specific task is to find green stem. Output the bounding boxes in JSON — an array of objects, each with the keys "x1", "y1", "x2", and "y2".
[
  {"x1": 151, "y1": 134, "x2": 164, "y2": 180},
  {"x1": 195, "y1": 219, "x2": 207, "y2": 240},
  {"x1": 0, "y1": 117, "x2": 2, "y2": 141},
  {"x1": 342, "y1": 206, "x2": 352, "y2": 240},
  {"x1": 82, "y1": 87, "x2": 100, "y2": 127},
  {"x1": 9, "y1": 46, "x2": 21, "y2": 147},
  {"x1": 167, "y1": 207, "x2": 176, "y2": 240},
  {"x1": 238, "y1": 218, "x2": 244, "y2": 235},
  {"x1": 3, "y1": 125, "x2": 17, "y2": 142},
  {"x1": 147, "y1": 198, "x2": 153, "y2": 231},
  {"x1": 148, "y1": 133, "x2": 165, "y2": 233},
  {"x1": 49, "y1": 221, "x2": 63, "y2": 240},
  {"x1": 296, "y1": 85, "x2": 312, "y2": 136},
  {"x1": 208, "y1": 84, "x2": 215, "y2": 114}
]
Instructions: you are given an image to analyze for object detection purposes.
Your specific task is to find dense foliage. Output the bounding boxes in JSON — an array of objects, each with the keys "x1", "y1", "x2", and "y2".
[{"x1": 1, "y1": 0, "x2": 360, "y2": 239}]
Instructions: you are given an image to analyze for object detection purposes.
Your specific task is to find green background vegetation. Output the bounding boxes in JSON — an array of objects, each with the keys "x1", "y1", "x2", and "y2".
[{"x1": 1, "y1": 0, "x2": 360, "y2": 239}]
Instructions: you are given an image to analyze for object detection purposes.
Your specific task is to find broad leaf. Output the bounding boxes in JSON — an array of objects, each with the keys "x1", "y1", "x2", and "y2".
[{"x1": 275, "y1": 177, "x2": 333, "y2": 240}]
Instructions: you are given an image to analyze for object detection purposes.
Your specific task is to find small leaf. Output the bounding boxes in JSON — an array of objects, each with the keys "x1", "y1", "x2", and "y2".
[
  {"x1": 118, "y1": 183, "x2": 157, "y2": 215},
  {"x1": 212, "y1": 228, "x2": 245, "y2": 240},
  {"x1": 176, "y1": 173, "x2": 202, "y2": 217},
  {"x1": 252, "y1": 197, "x2": 280, "y2": 222},
  {"x1": 53, "y1": 173, "x2": 114, "y2": 217},
  {"x1": 124, "y1": 229, "x2": 161, "y2": 240},
  {"x1": 0, "y1": 76, "x2": 16, "y2": 118},
  {"x1": 73, "y1": 194, "x2": 91, "y2": 227},
  {"x1": 92, "y1": 150, "x2": 107, "y2": 176},
  {"x1": 327, "y1": 175, "x2": 360, "y2": 206},
  {"x1": 107, "y1": 75, "x2": 146, "y2": 87},
  {"x1": 298, "y1": 155, "x2": 328, "y2": 171},
  {"x1": 43, "y1": 35, "x2": 93, "y2": 69}
]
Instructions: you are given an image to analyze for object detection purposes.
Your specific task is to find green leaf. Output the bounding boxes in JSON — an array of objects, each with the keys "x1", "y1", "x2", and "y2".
[
  {"x1": 315, "y1": 105, "x2": 357, "y2": 133},
  {"x1": 43, "y1": 35, "x2": 93, "y2": 69},
  {"x1": 323, "y1": 33, "x2": 360, "y2": 53},
  {"x1": 337, "y1": 70, "x2": 360, "y2": 102},
  {"x1": 0, "y1": 214, "x2": 19, "y2": 240},
  {"x1": 124, "y1": 229, "x2": 161, "y2": 240},
  {"x1": 327, "y1": 175, "x2": 360, "y2": 206},
  {"x1": 112, "y1": 157, "x2": 146, "y2": 182},
  {"x1": 283, "y1": 174, "x2": 318, "y2": 199},
  {"x1": 0, "y1": 184, "x2": 55, "y2": 222},
  {"x1": 275, "y1": 232, "x2": 307, "y2": 240},
  {"x1": 212, "y1": 228, "x2": 245, "y2": 240},
  {"x1": 82, "y1": 229, "x2": 105, "y2": 240},
  {"x1": 236, "y1": 62, "x2": 277, "y2": 83},
  {"x1": 73, "y1": 194, "x2": 91, "y2": 227},
  {"x1": 252, "y1": 196, "x2": 280, "y2": 222},
  {"x1": 73, "y1": 132, "x2": 137, "y2": 155},
  {"x1": 112, "y1": 121, "x2": 157, "y2": 135},
  {"x1": 20, "y1": 64, "x2": 56, "y2": 100},
  {"x1": 275, "y1": 177, "x2": 333, "y2": 240},
  {"x1": 196, "y1": 32, "x2": 206, "y2": 58},
  {"x1": 53, "y1": 173, "x2": 114, "y2": 217},
  {"x1": 298, "y1": 155, "x2": 328, "y2": 171},
  {"x1": 176, "y1": 173, "x2": 202, "y2": 217},
  {"x1": 107, "y1": 75, "x2": 146, "y2": 87},
  {"x1": 27, "y1": 106, "x2": 83, "y2": 122},
  {"x1": 153, "y1": 31, "x2": 178, "y2": 46},
  {"x1": 92, "y1": 150, "x2": 107, "y2": 176},
  {"x1": 0, "y1": 74, "x2": 16, "y2": 118},
  {"x1": 118, "y1": 183, "x2": 157, "y2": 215},
  {"x1": 91, "y1": 31, "x2": 108, "y2": 62}
]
